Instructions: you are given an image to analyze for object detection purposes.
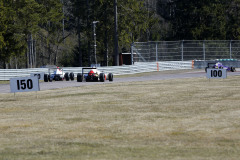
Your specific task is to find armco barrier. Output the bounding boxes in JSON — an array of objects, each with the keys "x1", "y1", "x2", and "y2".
[
  {"x1": 0, "y1": 61, "x2": 192, "y2": 80},
  {"x1": 0, "y1": 68, "x2": 48, "y2": 81},
  {"x1": 193, "y1": 60, "x2": 240, "y2": 69}
]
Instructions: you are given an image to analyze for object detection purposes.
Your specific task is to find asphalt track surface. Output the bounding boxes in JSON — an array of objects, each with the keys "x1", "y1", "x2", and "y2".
[{"x1": 1, "y1": 69, "x2": 240, "y2": 94}]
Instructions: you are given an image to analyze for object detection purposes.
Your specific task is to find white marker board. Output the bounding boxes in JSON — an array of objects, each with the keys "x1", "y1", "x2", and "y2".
[
  {"x1": 10, "y1": 77, "x2": 39, "y2": 93},
  {"x1": 206, "y1": 69, "x2": 227, "y2": 79}
]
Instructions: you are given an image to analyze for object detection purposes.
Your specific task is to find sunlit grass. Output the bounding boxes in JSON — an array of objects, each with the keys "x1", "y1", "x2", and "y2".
[
  {"x1": 0, "y1": 75, "x2": 240, "y2": 159},
  {"x1": 115, "y1": 69, "x2": 198, "y2": 78},
  {"x1": 0, "y1": 81, "x2": 9, "y2": 84}
]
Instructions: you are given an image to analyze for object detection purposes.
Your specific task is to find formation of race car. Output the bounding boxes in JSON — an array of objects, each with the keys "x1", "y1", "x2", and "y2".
[
  {"x1": 77, "y1": 67, "x2": 113, "y2": 82},
  {"x1": 43, "y1": 67, "x2": 113, "y2": 82},
  {"x1": 205, "y1": 62, "x2": 236, "y2": 72},
  {"x1": 44, "y1": 67, "x2": 74, "y2": 82}
]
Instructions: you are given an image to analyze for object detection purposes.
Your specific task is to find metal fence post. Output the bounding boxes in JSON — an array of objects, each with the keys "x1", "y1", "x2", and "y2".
[
  {"x1": 203, "y1": 40, "x2": 206, "y2": 60},
  {"x1": 131, "y1": 43, "x2": 134, "y2": 65},
  {"x1": 230, "y1": 40, "x2": 232, "y2": 59},
  {"x1": 148, "y1": 42, "x2": 151, "y2": 61},
  {"x1": 181, "y1": 40, "x2": 184, "y2": 61},
  {"x1": 156, "y1": 43, "x2": 158, "y2": 62}
]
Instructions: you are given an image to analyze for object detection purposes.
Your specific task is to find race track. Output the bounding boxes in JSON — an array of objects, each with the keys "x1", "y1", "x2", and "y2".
[{"x1": 1, "y1": 69, "x2": 240, "y2": 94}]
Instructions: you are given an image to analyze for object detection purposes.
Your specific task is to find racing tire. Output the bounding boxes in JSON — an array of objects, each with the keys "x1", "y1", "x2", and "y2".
[
  {"x1": 231, "y1": 67, "x2": 236, "y2": 72},
  {"x1": 77, "y1": 73, "x2": 82, "y2": 82},
  {"x1": 109, "y1": 73, "x2": 113, "y2": 81},
  {"x1": 65, "y1": 72, "x2": 70, "y2": 81},
  {"x1": 70, "y1": 72, "x2": 74, "y2": 81},
  {"x1": 100, "y1": 73, "x2": 105, "y2": 82},
  {"x1": 48, "y1": 75, "x2": 52, "y2": 82},
  {"x1": 205, "y1": 67, "x2": 208, "y2": 73},
  {"x1": 44, "y1": 74, "x2": 48, "y2": 82}
]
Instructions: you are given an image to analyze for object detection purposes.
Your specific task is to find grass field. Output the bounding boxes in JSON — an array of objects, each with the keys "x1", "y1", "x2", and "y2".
[
  {"x1": 0, "y1": 81, "x2": 9, "y2": 84},
  {"x1": 0, "y1": 75, "x2": 240, "y2": 159}
]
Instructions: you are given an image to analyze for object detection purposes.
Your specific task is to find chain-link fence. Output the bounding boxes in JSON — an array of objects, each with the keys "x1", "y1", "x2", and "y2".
[{"x1": 131, "y1": 40, "x2": 240, "y2": 63}]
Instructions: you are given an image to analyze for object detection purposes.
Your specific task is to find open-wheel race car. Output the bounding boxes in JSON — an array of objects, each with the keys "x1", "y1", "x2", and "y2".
[
  {"x1": 205, "y1": 62, "x2": 236, "y2": 72},
  {"x1": 77, "y1": 67, "x2": 113, "y2": 82},
  {"x1": 44, "y1": 67, "x2": 74, "y2": 82}
]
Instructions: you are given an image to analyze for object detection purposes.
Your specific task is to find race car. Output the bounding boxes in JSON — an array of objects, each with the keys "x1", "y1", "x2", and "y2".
[
  {"x1": 77, "y1": 67, "x2": 113, "y2": 82},
  {"x1": 44, "y1": 67, "x2": 74, "y2": 82},
  {"x1": 205, "y1": 62, "x2": 236, "y2": 72}
]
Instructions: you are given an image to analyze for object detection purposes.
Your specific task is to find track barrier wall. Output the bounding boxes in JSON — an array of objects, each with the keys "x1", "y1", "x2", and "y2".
[
  {"x1": 193, "y1": 60, "x2": 240, "y2": 69},
  {"x1": 0, "y1": 61, "x2": 192, "y2": 80}
]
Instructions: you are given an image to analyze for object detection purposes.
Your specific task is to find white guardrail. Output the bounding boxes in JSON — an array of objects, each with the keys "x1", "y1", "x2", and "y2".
[{"x1": 0, "y1": 61, "x2": 192, "y2": 80}]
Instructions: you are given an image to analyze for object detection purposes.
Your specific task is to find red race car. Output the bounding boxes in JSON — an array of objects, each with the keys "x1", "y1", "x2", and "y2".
[{"x1": 77, "y1": 68, "x2": 113, "y2": 82}]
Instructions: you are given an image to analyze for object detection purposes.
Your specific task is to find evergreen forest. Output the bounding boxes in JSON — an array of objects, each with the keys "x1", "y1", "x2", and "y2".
[{"x1": 1, "y1": 0, "x2": 240, "y2": 68}]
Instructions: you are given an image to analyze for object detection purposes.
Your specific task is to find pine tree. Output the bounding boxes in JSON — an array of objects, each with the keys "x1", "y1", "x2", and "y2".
[
  {"x1": 0, "y1": 1, "x2": 6, "y2": 49},
  {"x1": 226, "y1": 0, "x2": 240, "y2": 40},
  {"x1": 36, "y1": 0, "x2": 64, "y2": 66},
  {"x1": 159, "y1": 0, "x2": 229, "y2": 40}
]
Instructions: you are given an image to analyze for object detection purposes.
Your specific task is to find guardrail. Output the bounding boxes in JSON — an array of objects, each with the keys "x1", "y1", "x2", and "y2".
[{"x1": 0, "y1": 61, "x2": 192, "y2": 80}]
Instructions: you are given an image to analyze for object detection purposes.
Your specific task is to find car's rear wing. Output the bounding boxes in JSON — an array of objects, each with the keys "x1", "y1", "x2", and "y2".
[
  {"x1": 207, "y1": 63, "x2": 216, "y2": 68},
  {"x1": 47, "y1": 67, "x2": 64, "y2": 75},
  {"x1": 82, "y1": 67, "x2": 97, "y2": 75}
]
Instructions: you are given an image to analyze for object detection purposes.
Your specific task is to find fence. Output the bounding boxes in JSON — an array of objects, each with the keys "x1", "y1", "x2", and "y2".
[
  {"x1": 132, "y1": 40, "x2": 240, "y2": 62},
  {"x1": 0, "y1": 61, "x2": 192, "y2": 80}
]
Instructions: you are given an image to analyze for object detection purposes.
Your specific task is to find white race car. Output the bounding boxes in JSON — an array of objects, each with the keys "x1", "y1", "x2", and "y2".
[
  {"x1": 77, "y1": 68, "x2": 113, "y2": 82},
  {"x1": 44, "y1": 67, "x2": 74, "y2": 82}
]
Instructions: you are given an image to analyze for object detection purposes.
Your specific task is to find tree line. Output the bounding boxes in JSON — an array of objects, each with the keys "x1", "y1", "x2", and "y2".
[
  {"x1": 158, "y1": 0, "x2": 240, "y2": 40},
  {"x1": 1, "y1": 0, "x2": 240, "y2": 68}
]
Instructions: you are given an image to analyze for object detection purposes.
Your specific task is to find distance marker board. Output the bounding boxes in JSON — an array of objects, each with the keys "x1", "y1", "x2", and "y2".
[
  {"x1": 10, "y1": 76, "x2": 39, "y2": 93},
  {"x1": 206, "y1": 68, "x2": 227, "y2": 79}
]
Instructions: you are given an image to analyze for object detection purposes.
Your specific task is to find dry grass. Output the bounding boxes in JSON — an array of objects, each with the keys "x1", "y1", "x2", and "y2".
[
  {"x1": 0, "y1": 81, "x2": 9, "y2": 84},
  {"x1": 115, "y1": 69, "x2": 199, "y2": 78},
  {"x1": 0, "y1": 76, "x2": 240, "y2": 159}
]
